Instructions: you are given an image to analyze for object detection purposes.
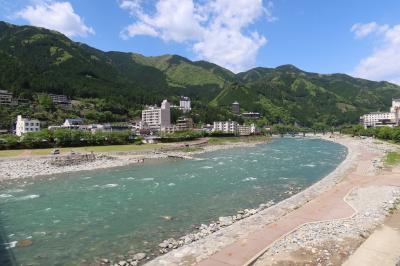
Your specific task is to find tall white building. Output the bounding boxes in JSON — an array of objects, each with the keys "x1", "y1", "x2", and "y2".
[
  {"x1": 391, "y1": 99, "x2": 400, "y2": 126},
  {"x1": 213, "y1": 121, "x2": 239, "y2": 135},
  {"x1": 179, "y1": 96, "x2": 191, "y2": 113},
  {"x1": 142, "y1": 100, "x2": 171, "y2": 131},
  {"x1": 16, "y1": 115, "x2": 40, "y2": 136}
]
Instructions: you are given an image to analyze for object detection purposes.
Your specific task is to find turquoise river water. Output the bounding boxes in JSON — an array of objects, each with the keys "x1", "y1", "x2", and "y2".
[{"x1": 0, "y1": 138, "x2": 347, "y2": 265}]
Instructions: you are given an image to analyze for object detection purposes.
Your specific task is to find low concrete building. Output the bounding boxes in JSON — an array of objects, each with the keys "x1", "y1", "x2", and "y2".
[
  {"x1": 0, "y1": 90, "x2": 12, "y2": 105},
  {"x1": 241, "y1": 112, "x2": 260, "y2": 119},
  {"x1": 48, "y1": 94, "x2": 71, "y2": 107},
  {"x1": 16, "y1": 115, "x2": 40, "y2": 136},
  {"x1": 63, "y1": 118, "x2": 83, "y2": 128}
]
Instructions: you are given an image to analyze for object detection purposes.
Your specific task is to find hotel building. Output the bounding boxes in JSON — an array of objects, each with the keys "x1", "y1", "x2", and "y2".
[
  {"x1": 16, "y1": 115, "x2": 40, "y2": 136},
  {"x1": 142, "y1": 100, "x2": 171, "y2": 131}
]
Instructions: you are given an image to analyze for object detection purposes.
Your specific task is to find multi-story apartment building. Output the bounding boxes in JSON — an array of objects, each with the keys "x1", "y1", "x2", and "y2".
[
  {"x1": 238, "y1": 125, "x2": 251, "y2": 136},
  {"x1": 179, "y1": 96, "x2": 191, "y2": 113},
  {"x1": 0, "y1": 90, "x2": 13, "y2": 105},
  {"x1": 16, "y1": 115, "x2": 40, "y2": 136},
  {"x1": 176, "y1": 117, "x2": 194, "y2": 131},
  {"x1": 48, "y1": 94, "x2": 71, "y2": 106},
  {"x1": 142, "y1": 100, "x2": 171, "y2": 131},
  {"x1": 238, "y1": 123, "x2": 258, "y2": 136},
  {"x1": 213, "y1": 121, "x2": 239, "y2": 135}
]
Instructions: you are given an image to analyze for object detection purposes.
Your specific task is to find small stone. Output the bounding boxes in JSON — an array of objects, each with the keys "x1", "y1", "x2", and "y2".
[
  {"x1": 100, "y1": 258, "x2": 110, "y2": 264},
  {"x1": 158, "y1": 242, "x2": 168, "y2": 248},
  {"x1": 118, "y1": 261, "x2": 127, "y2": 266},
  {"x1": 132, "y1": 252, "x2": 146, "y2": 261},
  {"x1": 160, "y1": 215, "x2": 174, "y2": 221}
]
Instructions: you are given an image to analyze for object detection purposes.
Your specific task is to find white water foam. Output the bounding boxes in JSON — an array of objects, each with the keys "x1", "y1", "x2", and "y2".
[
  {"x1": 4, "y1": 241, "x2": 18, "y2": 249},
  {"x1": 0, "y1": 194, "x2": 13, "y2": 198},
  {"x1": 200, "y1": 166, "x2": 213, "y2": 169},
  {"x1": 14, "y1": 194, "x2": 40, "y2": 201},
  {"x1": 121, "y1": 177, "x2": 135, "y2": 180},
  {"x1": 242, "y1": 177, "x2": 257, "y2": 182},
  {"x1": 140, "y1": 178, "x2": 154, "y2": 181},
  {"x1": 94, "y1": 184, "x2": 119, "y2": 189},
  {"x1": 168, "y1": 183, "x2": 176, "y2": 186}
]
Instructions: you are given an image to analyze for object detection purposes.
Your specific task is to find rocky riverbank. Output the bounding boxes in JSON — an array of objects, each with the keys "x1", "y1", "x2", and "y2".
[
  {"x1": 254, "y1": 186, "x2": 400, "y2": 265},
  {"x1": 0, "y1": 140, "x2": 265, "y2": 183},
  {"x1": 140, "y1": 136, "x2": 400, "y2": 266}
]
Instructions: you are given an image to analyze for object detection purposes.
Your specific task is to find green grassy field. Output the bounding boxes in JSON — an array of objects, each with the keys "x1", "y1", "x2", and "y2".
[
  {"x1": 385, "y1": 151, "x2": 400, "y2": 165},
  {"x1": 0, "y1": 150, "x2": 24, "y2": 157},
  {"x1": 0, "y1": 143, "x2": 169, "y2": 157}
]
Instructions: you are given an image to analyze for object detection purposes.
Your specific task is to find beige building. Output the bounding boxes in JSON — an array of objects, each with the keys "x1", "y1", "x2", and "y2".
[
  {"x1": 0, "y1": 90, "x2": 12, "y2": 105},
  {"x1": 16, "y1": 115, "x2": 40, "y2": 136},
  {"x1": 142, "y1": 100, "x2": 171, "y2": 131},
  {"x1": 238, "y1": 123, "x2": 258, "y2": 136}
]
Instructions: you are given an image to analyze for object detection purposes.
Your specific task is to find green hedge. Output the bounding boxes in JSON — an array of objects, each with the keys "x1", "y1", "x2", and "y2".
[
  {"x1": 341, "y1": 125, "x2": 400, "y2": 143},
  {"x1": 0, "y1": 129, "x2": 139, "y2": 150}
]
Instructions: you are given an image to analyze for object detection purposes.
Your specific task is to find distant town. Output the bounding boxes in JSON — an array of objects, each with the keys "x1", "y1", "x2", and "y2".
[
  {"x1": 2, "y1": 88, "x2": 400, "y2": 142},
  {"x1": 1, "y1": 89, "x2": 264, "y2": 143}
]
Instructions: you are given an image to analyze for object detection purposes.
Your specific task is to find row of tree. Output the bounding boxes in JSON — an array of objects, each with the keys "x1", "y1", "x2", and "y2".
[
  {"x1": 341, "y1": 125, "x2": 400, "y2": 143},
  {"x1": 0, "y1": 129, "x2": 141, "y2": 150}
]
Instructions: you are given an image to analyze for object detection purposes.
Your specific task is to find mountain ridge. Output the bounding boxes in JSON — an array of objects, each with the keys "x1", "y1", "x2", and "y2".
[{"x1": 1, "y1": 21, "x2": 400, "y2": 127}]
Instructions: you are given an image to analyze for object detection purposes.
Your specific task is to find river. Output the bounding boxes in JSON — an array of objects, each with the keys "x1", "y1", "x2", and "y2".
[{"x1": 0, "y1": 137, "x2": 347, "y2": 265}]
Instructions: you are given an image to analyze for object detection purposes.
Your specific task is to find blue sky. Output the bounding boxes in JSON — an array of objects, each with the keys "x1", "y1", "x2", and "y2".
[{"x1": 1, "y1": 0, "x2": 400, "y2": 83}]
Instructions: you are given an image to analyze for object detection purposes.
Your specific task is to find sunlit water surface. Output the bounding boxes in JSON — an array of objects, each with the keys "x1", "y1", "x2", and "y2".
[{"x1": 0, "y1": 138, "x2": 347, "y2": 265}]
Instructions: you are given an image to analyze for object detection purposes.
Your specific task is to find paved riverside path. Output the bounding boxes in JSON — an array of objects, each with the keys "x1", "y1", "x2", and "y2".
[
  {"x1": 342, "y1": 212, "x2": 400, "y2": 266},
  {"x1": 197, "y1": 148, "x2": 400, "y2": 266}
]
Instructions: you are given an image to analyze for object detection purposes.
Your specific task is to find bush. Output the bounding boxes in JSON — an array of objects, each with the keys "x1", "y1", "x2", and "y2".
[{"x1": 0, "y1": 129, "x2": 138, "y2": 150}]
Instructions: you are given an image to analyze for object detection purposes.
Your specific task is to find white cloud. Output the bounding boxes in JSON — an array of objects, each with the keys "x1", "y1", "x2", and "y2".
[
  {"x1": 119, "y1": 0, "x2": 274, "y2": 72},
  {"x1": 351, "y1": 22, "x2": 388, "y2": 39},
  {"x1": 16, "y1": 1, "x2": 94, "y2": 37},
  {"x1": 351, "y1": 22, "x2": 400, "y2": 84}
]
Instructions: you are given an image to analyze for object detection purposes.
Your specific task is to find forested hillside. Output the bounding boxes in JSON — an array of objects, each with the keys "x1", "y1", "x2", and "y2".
[{"x1": 1, "y1": 21, "x2": 400, "y2": 128}]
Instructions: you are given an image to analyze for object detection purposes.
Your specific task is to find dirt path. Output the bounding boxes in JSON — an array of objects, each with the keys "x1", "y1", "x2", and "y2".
[
  {"x1": 18, "y1": 150, "x2": 32, "y2": 157},
  {"x1": 196, "y1": 144, "x2": 400, "y2": 266}
]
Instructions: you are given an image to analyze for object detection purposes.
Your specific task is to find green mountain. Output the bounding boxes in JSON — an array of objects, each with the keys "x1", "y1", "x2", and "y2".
[{"x1": 1, "y1": 21, "x2": 400, "y2": 127}]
